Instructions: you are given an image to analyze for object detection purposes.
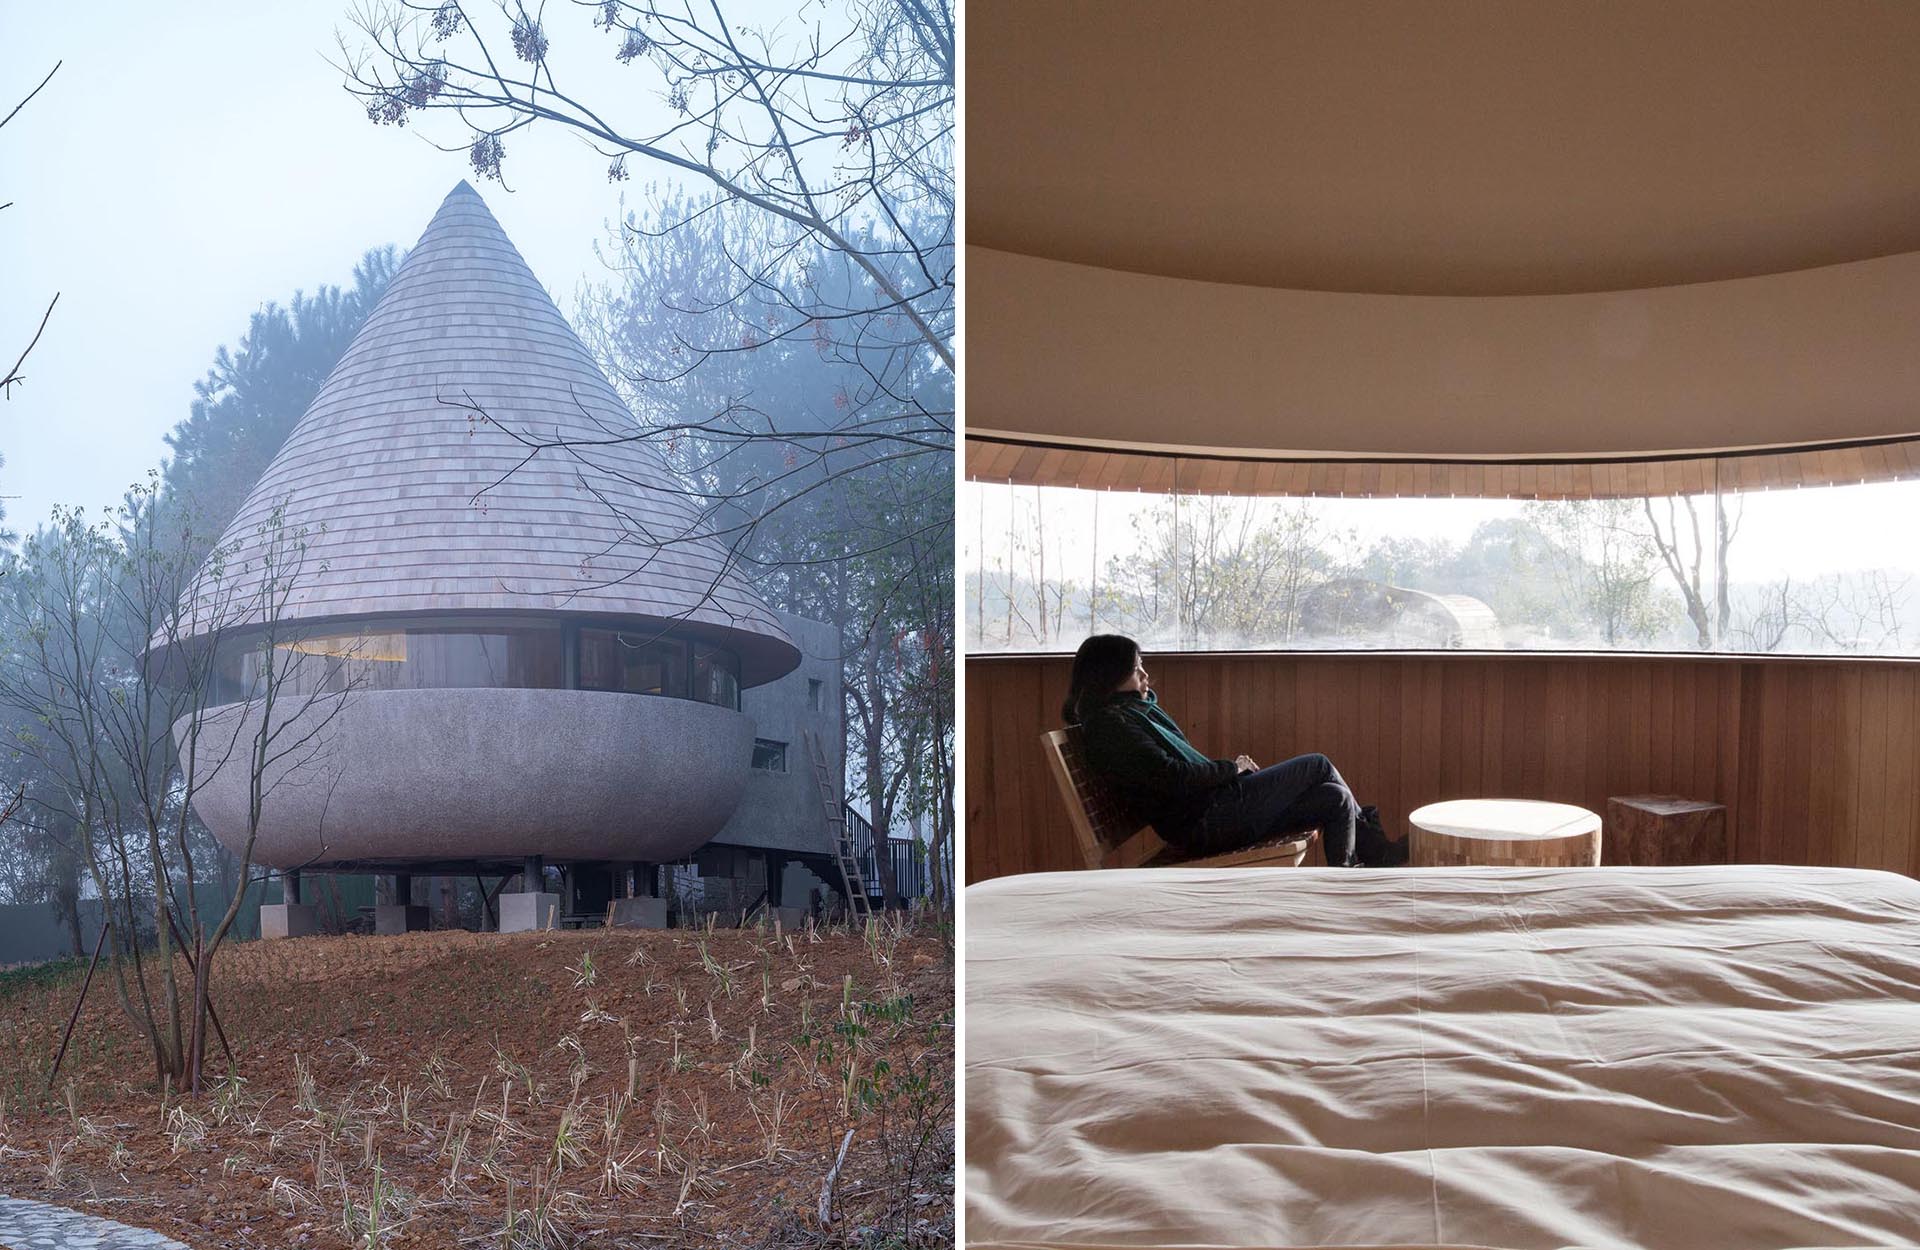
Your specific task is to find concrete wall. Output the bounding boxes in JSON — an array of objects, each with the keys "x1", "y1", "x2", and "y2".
[
  {"x1": 182, "y1": 687, "x2": 755, "y2": 867},
  {"x1": 709, "y1": 611, "x2": 843, "y2": 857}
]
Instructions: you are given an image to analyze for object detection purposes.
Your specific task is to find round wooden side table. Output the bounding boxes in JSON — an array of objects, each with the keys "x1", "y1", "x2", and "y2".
[{"x1": 1408, "y1": 799, "x2": 1603, "y2": 867}]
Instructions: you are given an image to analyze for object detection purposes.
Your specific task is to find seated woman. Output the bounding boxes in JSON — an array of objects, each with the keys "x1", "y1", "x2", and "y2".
[{"x1": 1064, "y1": 634, "x2": 1406, "y2": 867}]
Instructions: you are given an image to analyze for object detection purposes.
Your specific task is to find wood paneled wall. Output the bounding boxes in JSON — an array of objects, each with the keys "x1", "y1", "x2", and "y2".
[{"x1": 966, "y1": 653, "x2": 1920, "y2": 883}]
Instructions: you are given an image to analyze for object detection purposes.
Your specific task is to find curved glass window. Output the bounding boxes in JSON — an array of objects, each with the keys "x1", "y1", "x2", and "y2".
[
  {"x1": 966, "y1": 470, "x2": 1920, "y2": 658},
  {"x1": 212, "y1": 623, "x2": 742, "y2": 709},
  {"x1": 577, "y1": 629, "x2": 741, "y2": 710},
  {"x1": 579, "y1": 628, "x2": 688, "y2": 698},
  {"x1": 216, "y1": 627, "x2": 564, "y2": 700}
]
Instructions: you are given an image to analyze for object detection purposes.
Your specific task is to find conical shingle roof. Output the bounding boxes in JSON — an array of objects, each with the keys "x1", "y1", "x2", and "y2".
[{"x1": 179, "y1": 181, "x2": 797, "y2": 685}]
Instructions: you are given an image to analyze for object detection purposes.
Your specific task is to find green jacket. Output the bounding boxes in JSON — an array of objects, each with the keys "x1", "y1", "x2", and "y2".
[{"x1": 1079, "y1": 691, "x2": 1237, "y2": 837}]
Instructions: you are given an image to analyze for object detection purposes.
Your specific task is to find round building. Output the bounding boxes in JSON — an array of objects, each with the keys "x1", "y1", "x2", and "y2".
[{"x1": 155, "y1": 182, "x2": 814, "y2": 928}]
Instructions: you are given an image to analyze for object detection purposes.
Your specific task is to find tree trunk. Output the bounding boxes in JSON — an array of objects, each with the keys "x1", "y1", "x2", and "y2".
[
  {"x1": 863, "y1": 631, "x2": 902, "y2": 909},
  {"x1": 63, "y1": 901, "x2": 83, "y2": 960}
]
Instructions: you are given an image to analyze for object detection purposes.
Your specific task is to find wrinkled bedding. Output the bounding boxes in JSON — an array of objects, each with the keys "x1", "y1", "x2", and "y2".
[{"x1": 965, "y1": 866, "x2": 1920, "y2": 1249}]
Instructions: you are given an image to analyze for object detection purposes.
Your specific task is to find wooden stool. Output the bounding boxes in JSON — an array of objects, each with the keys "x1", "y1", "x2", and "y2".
[{"x1": 1605, "y1": 795, "x2": 1727, "y2": 865}]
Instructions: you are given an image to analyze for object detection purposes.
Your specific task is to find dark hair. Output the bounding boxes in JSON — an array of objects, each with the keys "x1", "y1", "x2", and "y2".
[{"x1": 1062, "y1": 634, "x2": 1141, "y2": 725}]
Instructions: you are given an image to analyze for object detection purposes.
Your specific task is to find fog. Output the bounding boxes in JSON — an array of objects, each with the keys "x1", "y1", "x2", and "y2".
[{"x1": 0, "y1": 0, "x2": 789, "y2": 533}]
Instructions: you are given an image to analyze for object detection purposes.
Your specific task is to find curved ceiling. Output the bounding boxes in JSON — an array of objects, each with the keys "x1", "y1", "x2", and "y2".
[
  {"x1": 966, "y1": 246, "x2": 1920, "y2": 460},
  {"x1": 968, "y1": 0, "x2": 1920, "y2": 296}
]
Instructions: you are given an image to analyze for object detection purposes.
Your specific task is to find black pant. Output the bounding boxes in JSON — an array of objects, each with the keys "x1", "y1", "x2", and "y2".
[{"x1": 1179, "y1": 753, "x2": 1360, "y2": 866}]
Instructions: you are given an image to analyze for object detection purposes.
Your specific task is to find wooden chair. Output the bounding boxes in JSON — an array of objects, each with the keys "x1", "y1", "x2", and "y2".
[{"x1": 1041, "y1": 728, "x2": 1316, "y2": 869}]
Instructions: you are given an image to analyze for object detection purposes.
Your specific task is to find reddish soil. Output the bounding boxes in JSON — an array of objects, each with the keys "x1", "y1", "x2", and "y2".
[{"x1": 0, "y1": 921, "x2": 953, "y2": 1249}]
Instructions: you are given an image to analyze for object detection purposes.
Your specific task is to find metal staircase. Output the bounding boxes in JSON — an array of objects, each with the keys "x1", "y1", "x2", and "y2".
[{"x1": 805, "y1": 730, "x2": 873, "y2": 922}]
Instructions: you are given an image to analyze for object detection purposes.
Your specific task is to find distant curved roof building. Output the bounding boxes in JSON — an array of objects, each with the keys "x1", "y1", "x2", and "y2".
[
  {"x1": 1300, "y1": 578, "x2": 1502, "y2": 648},
  {"x1": 164, "y1": 182, "x2": 804, "y2": 873}
]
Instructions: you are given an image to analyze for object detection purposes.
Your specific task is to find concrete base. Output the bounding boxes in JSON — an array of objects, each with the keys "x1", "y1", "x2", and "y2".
[
  {"x1": 772, "y1": 906, "x2": 808, "y2": 931},
  {"x1": 607, "y1": 896, "x2": 668, "y2": 930},
  {"x1": 375, "y1": 904, "x2": 431, "y2": 935},
  {"x1": 500, "y1": 891, "x2": 560, "y2": 933},
  {"x1": 260, "y1": 903, "x2": 319, "y2": 940}
]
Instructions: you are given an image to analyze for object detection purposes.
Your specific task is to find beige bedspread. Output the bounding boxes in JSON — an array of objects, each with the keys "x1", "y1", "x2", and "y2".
[{"x1": 965, "y1": 866, "x2": 1920, "y2": 1249}]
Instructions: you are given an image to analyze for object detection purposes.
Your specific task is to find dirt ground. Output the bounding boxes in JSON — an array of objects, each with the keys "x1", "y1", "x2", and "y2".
[{"x1": 0, "y1": 919, "x2": 954, "y2": 1249}]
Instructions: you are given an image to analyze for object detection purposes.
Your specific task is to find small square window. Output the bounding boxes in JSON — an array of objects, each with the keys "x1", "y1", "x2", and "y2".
[
  {"x1": 752, "y1": 739, "x2": 788, "y2": 772},
  {"x1": 807, "y1": 678, "x2": 823, "y2": 710}
]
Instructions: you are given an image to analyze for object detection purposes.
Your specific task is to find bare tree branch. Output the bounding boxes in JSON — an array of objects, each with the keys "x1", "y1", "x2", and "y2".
[
  {"x1": 3, "y1": 62, "x2": 62, "y2": 401},
  {"x1": 334, "y1": 2, "x2": 953, "y2": 367}
]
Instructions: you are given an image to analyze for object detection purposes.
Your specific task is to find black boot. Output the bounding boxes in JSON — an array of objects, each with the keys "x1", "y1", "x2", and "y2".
[{"x1": 1356, "y1": 805, "x2": 1409, "y2": 867}]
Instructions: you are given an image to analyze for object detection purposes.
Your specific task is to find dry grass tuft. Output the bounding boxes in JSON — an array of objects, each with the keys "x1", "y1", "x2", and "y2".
[{"x1": 0, "y1": 923, "x2": 952, "y2": 1248}]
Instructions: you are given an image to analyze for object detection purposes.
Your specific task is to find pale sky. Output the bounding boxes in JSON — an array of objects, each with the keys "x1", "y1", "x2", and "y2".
[{"x1": 0, "y1": 0, "x2": 794, "y2": 534}]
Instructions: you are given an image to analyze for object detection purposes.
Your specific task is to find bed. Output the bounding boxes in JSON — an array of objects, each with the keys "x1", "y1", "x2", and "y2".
[{"x1": 965, "y1": 865, "x2": 1920, "y2": 1249}]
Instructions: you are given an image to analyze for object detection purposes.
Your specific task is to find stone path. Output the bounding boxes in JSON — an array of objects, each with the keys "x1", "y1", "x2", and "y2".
[{"x1": 0, "y1": 1197, "x2": 190, "y2": 1249}]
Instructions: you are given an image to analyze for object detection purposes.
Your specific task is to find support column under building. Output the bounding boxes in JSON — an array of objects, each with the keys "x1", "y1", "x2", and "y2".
[
  {"x1": 765, "y1": 851, "x2": 805, "y2": 931},
  {"x1": 501, "y1": 855, "x2": 557, "y2": 933},
  {"x1": 375, "y1": 870, "x2": 430, "y2": 935},
  {"x1": 261, "y1": 868, "x2": 318, "y2": 940},
  {"x1": 609, "y1": 859, "x2": 666, "y2": 929}
]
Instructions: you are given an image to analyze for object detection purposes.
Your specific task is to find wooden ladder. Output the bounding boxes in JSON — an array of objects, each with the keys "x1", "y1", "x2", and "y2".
[{"x1": 806, "y1": 731, "x2": 873, "y2": 922}]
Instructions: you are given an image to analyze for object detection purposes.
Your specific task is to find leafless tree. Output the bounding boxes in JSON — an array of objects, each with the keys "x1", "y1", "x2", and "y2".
[
  {"x1": 1727, "y1": 576, "x2": 1796, "y2": 653},
  {"x1": 0, "y1": 785, "x2": 33, "y2": 904},
  {"x1": 0, "y1": 483, "x2": 359, "y2": 1092},
  {"x1": 894, "y1": 515, "x2": 951, "y2": 907},
  {"x1": 2, "y1": 62, "x2": 61, "y2": 401},
  {"x1": 1643, "y1": 490, "x2": 1741, "y2": 649},
  {"x1": 1807, "y1": 568, "x2": 1911, "y2": 652},
  {"x1": 1094, "y1": 496, "x2": 1351, "y2": 650},
  {"x1": 170, "y1": 501, "x2": 366, "y2": 1090},
  {"x1": 976, "y1": 487, "x2": 1080, "y2": 648},
  {"x1": 1526, "y1": 498, "x2": 1671, "y2": 647},
  {"x1": 840, "y1": 481, "x2": 952, "y2": 914},
  {"x1": 337, "y1": 0, "x2": 952, "y2": 373},
  {"x1": 2, "y1": 502, "x2": 167, "y2": 1067},
  {"x1": 1728, "y1": 569, "x2": 1912, "y2": 654}
]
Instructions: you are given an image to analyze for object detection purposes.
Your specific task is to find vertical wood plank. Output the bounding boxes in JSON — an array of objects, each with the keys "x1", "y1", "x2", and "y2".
[
  {"x1": 1855, "y1": 666, "x2": 1889, "y2": 874},
  {"x1": 1824, "y1": 665, "x2": 1861, "y2": 869},
  {"x1": 963, "y1": 655, "x2": 1920, "y2": 884},
  {"x1": 1478, "y1": 661, "x2": 1503, "y2": 797},
  {"x1": 1892, "y1": 671, "x2": 1920, "y2": 875},
  {"x1": 1648, "y1": 660, "x2": 1674, "y2": 796},
  {"x1": 1779, "y1": 667, "x2": 1812, "y2": 864}
]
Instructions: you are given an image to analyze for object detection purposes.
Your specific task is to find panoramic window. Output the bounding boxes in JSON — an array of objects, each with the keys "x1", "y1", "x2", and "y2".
[
  {"x1": 215, "y1": 626, "x2": 752, "y2": 706},
  {"x1": 965, "y1": 474, "x2": 1920, "y2": 657},
  {"x1": 218, "y1": 626, "x2": 564, "y2": 699}
]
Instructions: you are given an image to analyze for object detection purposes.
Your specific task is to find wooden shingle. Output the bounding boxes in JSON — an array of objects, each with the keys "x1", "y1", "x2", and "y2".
[{"x1": 180, "y1": 182, "x2": 797, "y2": 684}]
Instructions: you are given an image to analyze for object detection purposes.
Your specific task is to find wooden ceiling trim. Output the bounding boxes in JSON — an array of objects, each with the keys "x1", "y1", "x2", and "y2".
[{"x1": 967, "y1": 435, "x2": 1920, "y2": 499}]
